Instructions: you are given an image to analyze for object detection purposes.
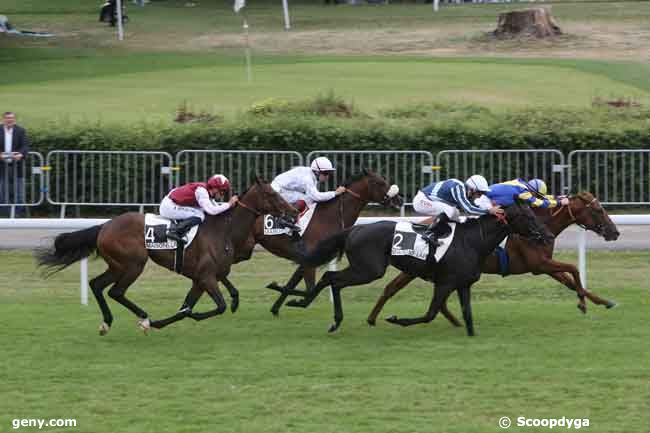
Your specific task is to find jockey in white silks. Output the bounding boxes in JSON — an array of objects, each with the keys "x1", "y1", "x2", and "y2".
[
  {"x1": 159, "y1": 174, "x2": 238, "y2": 242},
  {"x1": 412, "y1": 175, "x2": 504, "y2": 245},
  {"x1": 271, "y1": 157, "x2": 346, "y2": 213}
]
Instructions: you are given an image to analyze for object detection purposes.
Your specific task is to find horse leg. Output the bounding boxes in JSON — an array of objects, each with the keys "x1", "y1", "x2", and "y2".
[
  {"x1": 90, "y1": 270, "x2": 117, "y2": 336},
  {"x1": 549, "y1": 272, "x2": 587, "y2": 314},
  {"x1": 150, "y1": 285, "x2": 203, "y2": 329},
  {"x1": 441, "y1": 299, "x2": 463, "y2": 328},
  {"x1": 285, "y1": 271, "x2": 334, "y2": 309},
  {"x1": 367, "y1": 273, "x2": 415, "y2": 326},
  {"x1": 457, "y1": 286, "x2": 475, "y2": 336},
  {"x1": 269, "y1": 266, "x2": 307, "y2": 316},
  {"x1": 386, "y1": 283, "x2": 453, "y2": 327},
  {"x1": 328, "y1": 286, "x2": 344, "y2": 333},
  {"x1": 188, "y1": 285, "x2": 228, "y2": 321},
  {"x1": 221, "y1": 277, "x2": 240, "y2": 313},
  {"x1": 538, "y1": 258, "x2": 616, "y2": 309},
  {"x1": 106, "y1": 264, "x2": 150, "y2": 333},
  {"x1": 267, "y1": 265, "x2": 306, "y2": 295}
]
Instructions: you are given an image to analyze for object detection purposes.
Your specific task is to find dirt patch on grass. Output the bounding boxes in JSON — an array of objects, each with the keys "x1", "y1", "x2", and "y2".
[{"x1": 189, "y1": 22, "x2": 650, "y2": 61}]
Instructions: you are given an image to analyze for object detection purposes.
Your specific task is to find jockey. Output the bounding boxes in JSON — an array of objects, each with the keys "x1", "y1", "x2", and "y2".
[
  {"x1": 160, "y1": 174, "x2": 239, "y2": 242},
  {"x1": 486, "y1": 178, "x2": 569, "y2": 208},
  {"x1": 413, "y1": 175, "x2": 503, "y2": 245},
  {"x1": 270, "y1": 156, "x2": 346, "y2": 213}
]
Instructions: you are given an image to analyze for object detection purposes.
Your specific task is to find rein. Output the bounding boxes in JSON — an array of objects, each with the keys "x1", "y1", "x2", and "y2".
[
  {"x1": 342, "y1": 187, "x2": 362, "y2": 201},
  {"x1": 337, "y1": 188, "x2": 363, "y2": 230},
  {"x1": 236, "y1": 199, "x2": 261, "y2": 216}
]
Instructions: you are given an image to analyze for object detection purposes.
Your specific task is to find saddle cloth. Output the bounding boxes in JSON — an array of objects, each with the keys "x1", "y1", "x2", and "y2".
[
  {"x1": 263, "y1": 203, "x2": 317, "y2": 237},
  {"x1": 144, "y1": 214, "x2": 199, "y2": 250},
  {"x1": 391, "y1": 221, "x2": 456, "y2": 262}
]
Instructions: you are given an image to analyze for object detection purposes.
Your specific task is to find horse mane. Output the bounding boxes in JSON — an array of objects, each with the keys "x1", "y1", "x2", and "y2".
[
  {"x1": 342, "y1": 170, "x2": 370, "y2": 187},
  {"x1": 576, "y1": 191, "x2": 594, "y2": 202}
]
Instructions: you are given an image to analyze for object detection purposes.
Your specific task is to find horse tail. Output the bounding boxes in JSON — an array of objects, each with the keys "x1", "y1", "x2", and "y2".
[
  {"x1": 296, "y1": 227, "x2": 353, "y2": 268},
  {"x1": 34, "y1": 225, "x2": 103, "y2": 277}
]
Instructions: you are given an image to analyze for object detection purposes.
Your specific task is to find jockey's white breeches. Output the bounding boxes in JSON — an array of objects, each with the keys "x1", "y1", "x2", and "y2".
[
  {"x1": 159, "y1": 196, "x2": 205, "y2": 221},
  {"x1": 412, "y1": 191, "x2": 460, "y2": 222},
  {"x1": 274, "y1": 188, "x2": 313, "y2": 207}
]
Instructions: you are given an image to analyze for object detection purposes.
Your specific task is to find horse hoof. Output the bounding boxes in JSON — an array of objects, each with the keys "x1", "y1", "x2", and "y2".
[
  {"x1": 98, "y1": 322, "x2": 110, "y2": 336},
  {"x1": 137, "y1": 318, "x2": 151, "y2": 334},
  {"x1": 328, "y1": 322, "x2": 340, "y2": 333},
  {"x1": 606, "y1": 301, "x2": 618, "y2": 309},
  {"x1": 231, "y1": 299, "x2": 239, "y2": 313},
  {"x1": 385, "y1": 315, "x2": 398, "y2": 324},
  {"x1": 266, "y1": 282, "x2": 282, "y2": 292},
  {"x1": 367, "y1": 319, "x2": 376, "y2": 327},
  {"x1": 577, "y1": 303, "x2": 587, "y2": 314}
]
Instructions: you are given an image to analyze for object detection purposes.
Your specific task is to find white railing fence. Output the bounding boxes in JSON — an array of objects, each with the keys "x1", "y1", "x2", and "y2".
[{"x1": 2, "y1": 215, "x2": 649, "y2": 305}]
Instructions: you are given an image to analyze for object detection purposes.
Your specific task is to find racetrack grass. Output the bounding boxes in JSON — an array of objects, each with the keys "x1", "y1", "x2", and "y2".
[
  {"x1": 3, "y1": 0, "x2": 650, "y2": 124},
  {"x1": 3, "y1": 51, "x2": 650, "y2": 125},
  {"x1": 1, "y1": 249, "x2": 648, "y2": 433}
]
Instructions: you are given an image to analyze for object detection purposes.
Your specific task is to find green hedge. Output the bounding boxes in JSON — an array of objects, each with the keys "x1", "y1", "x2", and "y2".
[{"x1": 31, "y1": 105, "x2": 650, "y2": 155}]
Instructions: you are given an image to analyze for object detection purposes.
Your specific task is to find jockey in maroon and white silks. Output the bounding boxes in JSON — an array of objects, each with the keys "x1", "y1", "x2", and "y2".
[{"x1": 160, "y1": 174, "x2": 238, "y2": 241}]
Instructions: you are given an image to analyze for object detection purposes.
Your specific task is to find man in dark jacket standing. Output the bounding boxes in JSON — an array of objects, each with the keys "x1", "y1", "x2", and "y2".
[{"x1": 1, "y1": 112, "x2": 30, "y2": 217}]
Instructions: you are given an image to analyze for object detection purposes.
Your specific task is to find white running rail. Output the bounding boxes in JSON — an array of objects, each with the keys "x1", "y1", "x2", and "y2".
[{"x1": 2, "y1": 216, "x2": 649, "y2": 305}]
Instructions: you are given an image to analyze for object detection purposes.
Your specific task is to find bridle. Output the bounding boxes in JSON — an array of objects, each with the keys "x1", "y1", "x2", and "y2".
[{"x1": 551, "y1": 195, "x2": 605, "y2": 234}]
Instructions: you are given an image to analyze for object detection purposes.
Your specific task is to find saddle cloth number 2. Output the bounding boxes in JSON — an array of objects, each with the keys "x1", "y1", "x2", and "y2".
[{"x1": 393, "y1": 231, "x2": 417, "y2": 251}]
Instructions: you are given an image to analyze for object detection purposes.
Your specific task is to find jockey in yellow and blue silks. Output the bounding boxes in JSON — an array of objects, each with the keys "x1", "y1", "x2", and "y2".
[{"x1": 485, "y1": 178, "x2": 569, "y2": 208}]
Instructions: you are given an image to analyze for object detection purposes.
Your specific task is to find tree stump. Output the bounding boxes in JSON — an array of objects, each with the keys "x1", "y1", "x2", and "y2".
[{"x1": 494, "y1": 8, "x2": 562, "y2": 38}]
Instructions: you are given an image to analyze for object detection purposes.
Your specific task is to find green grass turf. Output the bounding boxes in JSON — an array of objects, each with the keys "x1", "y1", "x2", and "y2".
[
  {"x1": 2, "y1": 1, "x2": 650, "y2": 124},
  {"x1": 2, "y1": 51, "x2": 649, "y2": 124},
  {"x1": 1, "y1": 249, "x2": 648, "y2": 432}
]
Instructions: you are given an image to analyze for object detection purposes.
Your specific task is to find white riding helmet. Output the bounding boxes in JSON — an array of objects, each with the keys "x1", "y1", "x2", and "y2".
[
  {"x1": 310, "y1": 156, "x2": 336, "y2": 173},
  {"x1": 528, "y1": 178, "x2": 548, "y2": 195},
  {"x1": 465, "y1": 175, "x2": 491, "y2": 193}
]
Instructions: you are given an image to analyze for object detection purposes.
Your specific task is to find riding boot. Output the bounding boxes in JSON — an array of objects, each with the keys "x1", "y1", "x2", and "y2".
[
  {"x1": 167, "y1": 217, "x2": 202, "y2": 243},
  {"x1": 423, "y1": 213, "x2": 450, "y2": 247}
]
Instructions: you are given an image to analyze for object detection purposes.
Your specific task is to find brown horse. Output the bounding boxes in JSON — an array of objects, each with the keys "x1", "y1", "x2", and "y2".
[
  {"x1": 367, "y1": 192, "x2": 620, "y2": 327},
  {"x1": 36, "y1": 176, "x2": 298, "y2": 335},
  {"x1": 218, "y1": 169, "x2": 403, "y2": 315}
]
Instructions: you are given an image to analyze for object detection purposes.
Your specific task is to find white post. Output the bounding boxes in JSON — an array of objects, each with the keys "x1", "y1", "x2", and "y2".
[
  {"x1": 116, "y1": 0, "x2": 124, "y2": 41},
  {"x1": 577, "y1": 228, "x2": 587, "y2": 289},
  {"x1": 433, "y1": 0, "x2": 439, "y2": 12},
  {"x1": 281, "y1": 0, "x2": 291, "y2": 30},
  {"x1": 80, "y1": 258, "x2": 89, "y2": 305},
  {"x1": 328, "y1": 258, "x2": 337, "y2": 303},
  {"x1": 244, "y1": 19, "x2": 252, "y2": 83}
]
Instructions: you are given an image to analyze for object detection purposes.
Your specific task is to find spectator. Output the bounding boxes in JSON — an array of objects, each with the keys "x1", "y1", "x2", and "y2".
[{"x1": 1, "y1": 112, "x2": 30, "y2": 217}]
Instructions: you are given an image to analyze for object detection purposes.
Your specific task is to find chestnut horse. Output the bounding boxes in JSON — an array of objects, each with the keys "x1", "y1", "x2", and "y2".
[
  {"x1": 218, "y1": 169, "x2": 402, "y2": 315},
  {"x1": 367, "y1": 192, "x2": 620, "y2": 327},
  {"x1": 36, "y1": 176, "x2": 298, "y2": 335}
]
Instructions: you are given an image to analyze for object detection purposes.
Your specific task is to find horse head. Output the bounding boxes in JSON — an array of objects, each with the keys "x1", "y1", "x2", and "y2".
[
  {"x1": 504, "y1": 201, "x2": 555, "y2": 243},
  {"x1": 244, "y1": 174, "x2": 299, "y2": 221},
  {"x1": 570, "y1": 192, "x2": 619, "y2": 241},
  {"x1": 344, "y1": 168, "x2": 403, "y2": 209}
]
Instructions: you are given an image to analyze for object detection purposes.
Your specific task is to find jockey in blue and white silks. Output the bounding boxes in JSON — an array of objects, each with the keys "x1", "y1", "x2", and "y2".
[
  {"x1": 486, "y1": 178, "x2": 568, "y2": 209},
  {"x1": 413, "y1": 175, "x2": 503, "y2": 245}
]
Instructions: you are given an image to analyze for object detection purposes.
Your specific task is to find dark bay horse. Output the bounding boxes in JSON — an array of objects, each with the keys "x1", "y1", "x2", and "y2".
[
  {"x1": 288, "y1": 202, "x2": 553, "y2": 335},
  {"x1": 366, "y1": 192, "x2": 620, "y2": 327},
  {"x1": 218, "y1": 169, "x2": 403, "y2": 315},
  {"x1": 35, "y1": 176, "x2": 298, "y2": 335}
]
